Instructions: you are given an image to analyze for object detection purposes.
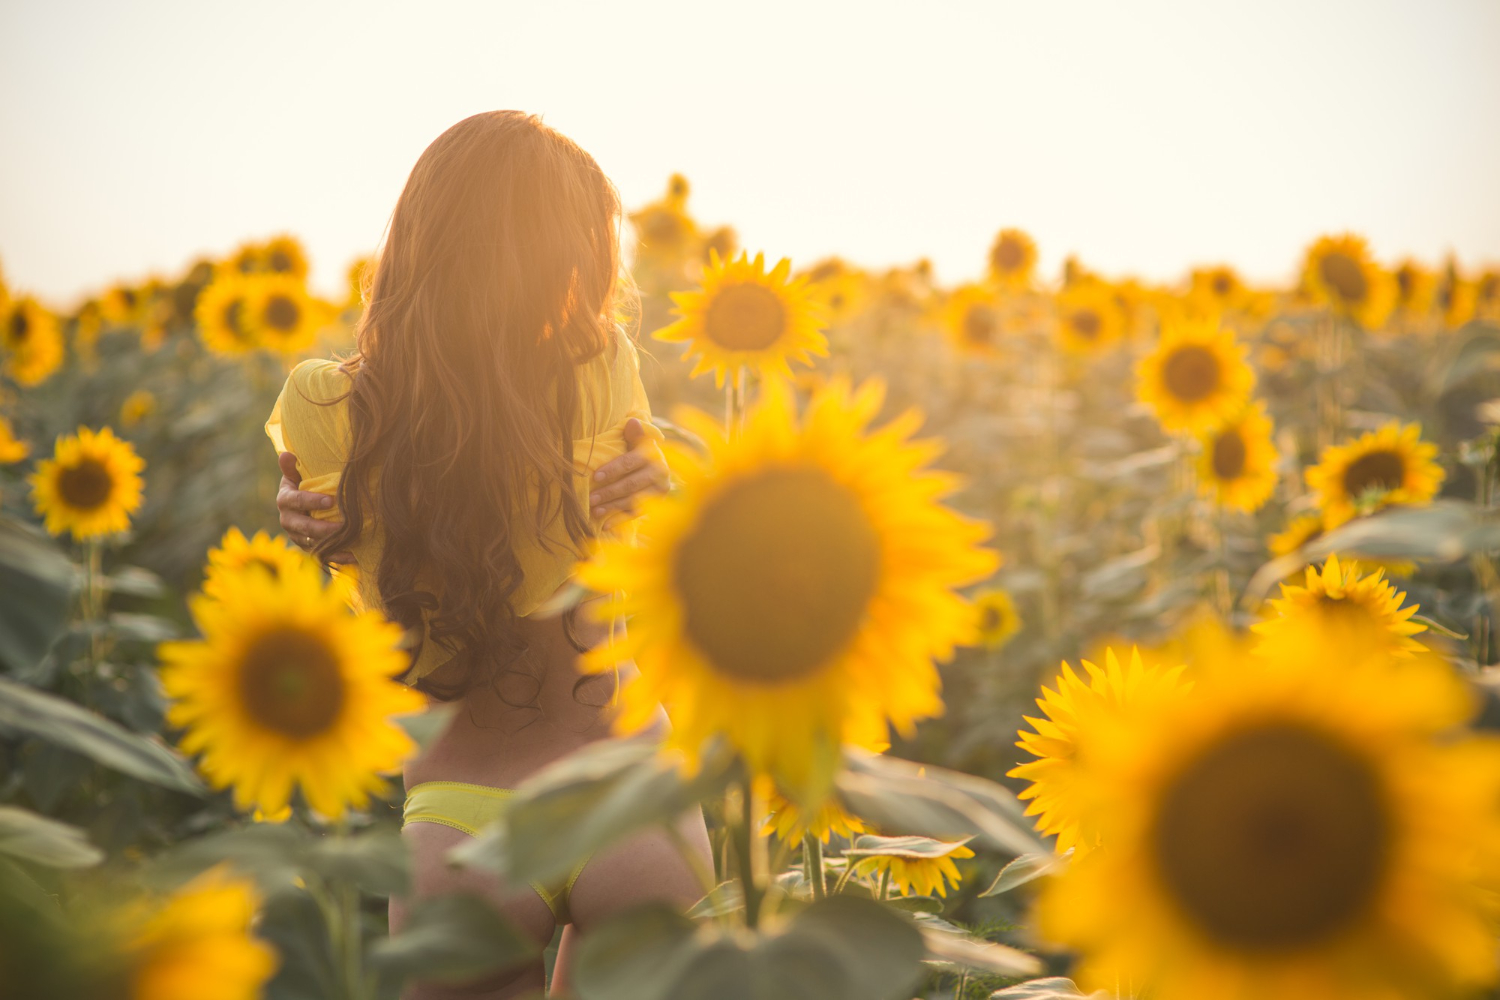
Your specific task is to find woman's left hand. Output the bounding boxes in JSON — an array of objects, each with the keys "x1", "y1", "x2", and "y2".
[{"x1": 590, "y1": 418, "x2": 668, "y2": 519}]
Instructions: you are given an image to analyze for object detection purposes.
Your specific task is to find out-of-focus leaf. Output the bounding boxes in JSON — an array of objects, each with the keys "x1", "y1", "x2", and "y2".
[
  {"x1": 371, "y1": 892, "x2": 534, "y2": 985},
  {"x1": 883, "y1": 894, "x2": 944, "y2": 914},
  {"x1": 0, "y1": 678, "x2": 204, "y2": 794},
  {"x1": 990, "y1": 977, "x2": 1107, "y2": 999},
  {"x1": 1435, "y1": 330, "x2": 1500, "y2": 392},
  {"x1": 835, "y1": 749, "x2": 1043, "y2": 858},
  {"x1": 1080, "y1": 545, "x2": 1159, "y2": 600},
  {"x1": 843, "y1": 834, "x2": 974, "y2": 859},
  {"x1": 0, "y1": 857, "x2": 64, "y2": 918},
  {"x1": 980, "y1": 851, "x2": 1069, "y2": 896},
  {"x1": 572, "y1": 896, "x2": 925, "y2": 1000},
  {"x1": 394, "y1": 703, "x2": 457, "y2": 752},
  {"x1": 1078, "y1": 444, "x2": 1178, "y2": 482},
  {"x1": 0, "y1": 516, "x2": 74, "y2": 673},
  {"x1": 921, "y1": 923, "x2": 1041, "y2": 977},
  {"x1": 106, "y1": 612, "x2": 179, "y2": 643},
  {"x1": 307, "y1": 828, "x2": 409, "y2": 896},
  {"x1": 0, "y1": 805, "x2": 103, "y2": 868},
  {"x1": 149, "y1": 823, "x2": 308, "y2": 893},
  {"x1": 102, "y1": 565, "x2": 164, "y2": 598}
]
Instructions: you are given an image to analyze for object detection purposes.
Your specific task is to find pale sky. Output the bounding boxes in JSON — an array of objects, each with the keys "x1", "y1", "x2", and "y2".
[{"x1": 2, "y1": 0, "x2": 1498, "y2": 305}]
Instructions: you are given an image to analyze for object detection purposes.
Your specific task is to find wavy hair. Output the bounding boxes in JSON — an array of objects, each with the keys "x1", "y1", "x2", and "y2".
[{"x1": 325, "y1": 111, "x2": 620, "y2": 700}]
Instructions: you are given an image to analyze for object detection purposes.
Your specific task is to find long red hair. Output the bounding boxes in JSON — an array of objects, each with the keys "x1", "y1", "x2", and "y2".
[{"x1": 326, "y1": 111, "x2": 622, "y2": 699}]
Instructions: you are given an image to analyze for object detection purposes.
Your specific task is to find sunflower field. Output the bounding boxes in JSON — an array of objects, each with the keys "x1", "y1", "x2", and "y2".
[{"x1": 3, "y1": 169, "x2": 1500, "y2": 1000}]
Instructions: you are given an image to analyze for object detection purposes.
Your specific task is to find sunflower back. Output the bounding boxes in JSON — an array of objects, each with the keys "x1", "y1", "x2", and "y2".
[{"x1": 327, "y1": 110, "x2": 625, "y2": 699}]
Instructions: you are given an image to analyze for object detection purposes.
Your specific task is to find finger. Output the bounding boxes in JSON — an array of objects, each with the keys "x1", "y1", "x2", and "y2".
[
  {"x1": 280, "y1": 511, "x2": 344, "y2": 539},
  {"x1": 591, "y1": 467, "x2": 659, "y2": 507},
  {"x1": 591, "y1": 449, "x2": 647, "y2": 486},
  {"x1": 278, "y1": 487, "x2": 336, "y2": 513},
  {"x1": 622, "y1": 417, "x2": 645, "y2": 449},
  {"x1": 278, "y1": 452, "x2": 302, "y2": 486}
]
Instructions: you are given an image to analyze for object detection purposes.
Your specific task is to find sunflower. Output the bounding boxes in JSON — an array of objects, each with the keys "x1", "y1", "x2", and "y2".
[
  {"x1": 1477, "y1": 269, "x2": 1500, "y2": 321},
  {"x1": 1391, "y1": 258, "x2": 1437, "y2": 320},
  {"x1": 577, "y1": 377, "x2": 997, "y2": 800},
  {"x1": 2, "y1": 296, "x2": 65, "y2": 386},
  {"x1": 1252, "y1": 554, "x2": 1426, "y2": 657},
  {"x1": 1195, "y1": 401, "x2": 1278, "y2": 513},
  {"x1": 1437, "y1": 260, "x2": 1478, "y2": 330},
  {"x1": 158, "y1": 559, "x2": 424, "y2": 818},
  {"x1": 1300, "y1": 233, "x2": 1396, "y2": 330},
  {"x1": 243, "y1": 275, "x2": 320, "y2": 356},
  {"x1": 1036, "y1": 626, "x2": 1500, "y2": 1000},
  {"x1": 121, "y1": 390, "x2": 158, "y2": 429},
  {"x1": 941, "y1": 284, "x2": 1004, "y2": 357},
  {"x1": 630, "y1": 177, "x2": 699, "y2": 266},
  {"x1": 118, "y1": 867, "x2": 277, "y2": 1000},
  {"x1": 194, "y1": 273, "x2": 261, "y2": 356},
  {"x1": 971, "y1": 588, "x2": 1021, "y2": 650},
  {"x1": 30, "y1": 426, "x2": 145, "y2": 540},
  {"x1": 101, "y1": 283, "x2": 145, "y2": 326},
  {"x1": 852, "y1": 837, "x2": 975, "y2": 898},
  {"x1": 1009, "y1": 647, "x2": 1191, "y2": 856},
  {"x1": 1137, "y1": 317, "x2": 1254, "y2": 435},
  {"x1": 654, "y1": 250, "x2": 829, "y2": 388},
  {"x1": 764, "y1": 787, "x2": 866, "y2": 844},
  {"x1": 0, "y1": 415, "x2": 28, "y2": 463},
  {"x1": 73, "y1": 299, "x2": 105, "y2": 354},
  {"x1": 1188, "y1": 265, "x2": 1251, "y2": 313},
  {"x1": 202, "y1": 527, "x2": 314, "y2": 601},
  {"x1": 1055, "y1": 282, "x2": 1125, "y2": 356},
  {"x1": 259, "y1": 235, "x2": 309, "y2": 279},
  {"x1": 1268, "y1": 511, "x2": 1415, "y2": 579},
  {"x1": 1305, "y1": 421, "x2": 1444, "y2": 525},
  {"x1": 802, "y1": 258, "x2": 867, "y2": 325},
  {"x1": 344, "y1": 256, "x2": 373, "y2": 311},
  {"x1": 988, "y1": 228, "x2": 1037, "y2": 288}
]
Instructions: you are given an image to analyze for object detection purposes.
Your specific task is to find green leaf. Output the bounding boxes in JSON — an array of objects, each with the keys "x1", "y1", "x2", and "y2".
[
  {"x1": 980, "y1": 851, "x2": 1069, "y2": 897},
  {"x1": 307, "y1": 828, "x2": 409, "y2": 897},
  {"x1": 101, "y1": 565, "x2": 164, "y2": 598},
  {"x1": 0, "y1": 857, "x2": 65, "y2": 918},
  {"x1": 452, "y1": 737, "x2": 739, "y2": 886},
  {"x1": 0, "y1": 805, "x2": 103, "y2": 868},
  {"x1": 990, "y1": 978, "x2": 1107, "y2": 999},
  {"x1": 370, "y1": 892, "x2": 535, "y2": 985},
  {"x1": 394, "y1": 703, "x2": 457, "y2": 752},
  {"x1": 883, "y1": 894, "x2": 944, "y2": 914},
  {"x1": 0, "y1": 516, "x2": 74, "y2": 673},
  {"x1": 835, "y1": 749, "x2": 1043, "y2": 858},
  {"x1": 106, "y1": 612, "x2": 179, "y2": 643},
  {"x1": 920, "y1": 923, "x2": 1041, "y2": 977},
  {"x1": 0, "y1": 677, "x2": 205, "y2": 794},
  {"x1": 843, "y1": 834, "x2": 974, "y2": 860},
  {"x1": 149, "y1": 823, "x2": 309, "y2": 892},
  {"x1": 572, "y1": 895, "x2": 926, "y2": 1000}
]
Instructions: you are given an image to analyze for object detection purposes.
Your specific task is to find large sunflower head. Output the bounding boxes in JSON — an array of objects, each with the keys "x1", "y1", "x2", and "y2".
[
  {"x1": 1137, "y1": 317, "x2": 1255, "y2": 435},
  {"x1": 158, "y1": 559, "x2": 424, "y2": 818},
  {"x1": 988, "y1": 228, "x2": 1037, "y2": 288},
  {"x1": 1036, "y1": 626, "x2": 1500, "y2": 1000},
  {"x1": 1195, "y1": 401, "x2": 1279, "y2": 513},
  {"x1": 244, "y1": 275, "x2": 321, "y2": 357},
  {"x1": 115, "y1": 866, "x2": 278, "y2": 1000},
  {"x1": 1008, "y1": 647, "x2": 1191, "y2": 856},
  {"x1": 654, "y1": 250, "x2": 829, "y2": 388},
  {"x1": 1300, "y1": 233, "x2": 1396, "y2": 329},
  {"x1": 3, "y1": 296, "x2": 65, "y2": 387},
  {"x1": 1252, "y1": 554, "x2": 1427, "y2": 657},
  {"x1": 194, "y1": 273, "x2": 261, "y2": 356},
  {"x1": 577, "y1": 377, "x2": 997, "y2": 800},
  {"x1": 1055, "y1": 282, "x2": 1126, "y2": 356},
  {"x1": 203, "y1": 527, "x2": 315, "y2": 601},
  {"x1": 30, "y1": 426, "x2": 145, "y2": 541},
  {"x1": 970, "y1": 588, "x2": 1021, "y2": 650},
  {"x1": 941, "y1": 283, "x2": 1004, "y2": 357},
  {"x1": 1304, "y1": 420, "x2": 1445, "y2": 525}
]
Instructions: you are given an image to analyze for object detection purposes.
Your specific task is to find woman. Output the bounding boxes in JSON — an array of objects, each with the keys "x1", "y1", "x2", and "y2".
[{"x1": 269, "y1": 111, "x2": 711, "y2": 999}]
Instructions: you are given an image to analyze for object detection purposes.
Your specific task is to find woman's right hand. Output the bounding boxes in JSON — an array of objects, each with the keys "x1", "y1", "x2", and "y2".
[{"x1": 276, "y1": 451, "x2": 355, "y2": 564}]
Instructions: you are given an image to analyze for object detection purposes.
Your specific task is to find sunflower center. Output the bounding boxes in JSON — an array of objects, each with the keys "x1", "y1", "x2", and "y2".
[
  {"x1": 1319, "y1": 252, "x2": 1368, "y2": 304},
  {"x1": 992, "y1": 237, "x2": 1025, "y2": 273},
  {"x1": 1211, "y1": 429, "x2": 1247, "y2": 479},
  {"x1": 703, "y1": 283, "x2": 787, "y2": 352},
  {"x1": 1070, "y1": 309, "x2": 1101, "y2": 340},
  {"x1": 1212, "y1": 273, "x2": 1233, "y2": 297},
  {"x1": 266, "y1": 249, "x2": 295, "y2": 274},
  {"x1": 1162, "y1": 345, "x2": 1221, "y2": 401},
  {"x1": 264, "y1": 295, "x2": 300, "y2": 333},
  {"x1": 979, "y1": 606, "x2": 1001, "y2": 632},
  {"x1": 9, "y1": 310, "x2": 30, "y2": 343},
  {"x1": 1395, "y1": 266, "x2": 1415, "y2": 300},
  {"x1": 57, "y1": 459, "x2": 114, "y2": 510},
  {"x1": 964, "y1": 306, "x2": 998, "y2": 345},
  {"x1": 1341, "y1": 449, "x2": 1404, "y2": 498},
  {"x1": 673, "y1": 466, "x2": 880, "y2": 683},
  {"x1": 238, "y1": 626, "x2": 347, "y2": 738},
  {"x1": 1150, "y1": 721, "x2": 1389, "y2": 954}
]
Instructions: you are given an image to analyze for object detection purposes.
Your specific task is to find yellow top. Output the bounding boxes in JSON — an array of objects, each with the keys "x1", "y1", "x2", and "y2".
[{"x1": 266, "y1": 328, "x2": 660, "y2": 683}]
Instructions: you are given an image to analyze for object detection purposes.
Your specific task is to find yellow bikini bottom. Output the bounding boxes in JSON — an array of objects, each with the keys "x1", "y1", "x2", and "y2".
[{"x1": 402, "y1": 780, "x2": 586, "y2": 924}]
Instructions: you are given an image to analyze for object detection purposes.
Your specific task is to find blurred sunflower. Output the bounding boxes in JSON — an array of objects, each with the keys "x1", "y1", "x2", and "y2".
[
  {"x1": 654, "y1": 250, "x2": 829, "y2": 388},
  {"x1": 1476, "y1": 269, "x2": 1500, "y2": 321},
  {"x1": 577, "y1": 378, "x2": 996, "y2": 800},
  {"x1": 701, "y1": 225, "x2": 739, "y2": 266},
  {"x1": 1436, "y1": 260, "x2": 1478, "y2": 330},
  {"x1": 30, "y1": 426, "x2": 144, "y2": 540},
  {"x1": 72, "y1": 299, "x2": 105, "y2": 354},
  {"x1": 1055, "y1": 282, "x2": 1125, "y2": 356},
  {"x1": 1137, "y1": 318, "x2": 1254, "y2": 435},
  {"x1": 0, "y1": 415, "x2": 28, "y2": 463},
  {"x1": 244, "y1": 275, "x2": 320, "y2": 356},
  {"x1": 195, "y1": 273, "x2": 261, "y2": 356},
  {"x1": 1195, "y1": 401, "x2": 1278, "y2": 513},
  {"x1": 159, "y1": 559, "x2": 423, "y2": 818},
  {"x1": 971, "y1": 588, "x2": 1021, "y2": 650},
  {"x1": 630, "y1": 175, "x2": 699, "y2": 266},
  {"x1": 344, "y1": 256, "x2": 374, "y2": 311},
  {"x1": 1305, "y1": 421, "x2": 1444, "y2": 525},
  {"x1": 1009, "y1": 647, "x2": 1191, "y2": 856},
  {"x1": 987, "y1": 228, "x2": 1037, "y2": 288},
  {"x1": 202, "y1": 527, "x2": 313, "y2": 601},
  {"x1": 101, "y1": 283, "x2": 144, "y2": 326},
  {"x1": 1188, "y1": 265, "x2": 1251, "y2": 313},
  {"x1": 852, "y1": 836, "x2": 975, "y2": 898},
  {"x1": 117, "y1": 867, "x2": 277, "y2": 1000},
  {"x1": 764, "y1": 787, "x2": 866, "y2": 844},
  {"x1": 2, "y1": 296, "x2": 64, "y2": 386},
  {"x1": 1253, "y1": 554, "x2": 1426, "y2": 657},
  {"x1": 1392, "y1": 259, "x2": 1437, "y2": 320},
  {"x1": 1300, "y1": 233, "x2": 1396, "y2": 330},
  {"x1": 1036, "y1": 627, "x2": 1500, "y2": 1000},
  {"x1": 1268, "y1": 512, "x2": 1324, "y2": 558},
  {"x1": 260, "y1": 235, "x2": 309, "y2": 279},
  {"x1": 121, "y1": 390, "x2": 158, "y2": 429},
  {"x1": 803, "y1": 258, "x2": 867, "y2": 325},
  {"x1": 942, "y1": 283, "x2": 1004, "y2": 357}
]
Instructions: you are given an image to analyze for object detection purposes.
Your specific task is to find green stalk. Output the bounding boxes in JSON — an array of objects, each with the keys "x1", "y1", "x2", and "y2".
[
  {"x1": 730, "y1": 781, "x2": 765, "y2": 929},
  {"x1": 802, "y1": 833, "x2": 826, "y2": 900}
]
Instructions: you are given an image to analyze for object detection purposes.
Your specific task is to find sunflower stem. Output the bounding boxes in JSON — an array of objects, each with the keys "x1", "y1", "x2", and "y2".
[
  {"x1": 803, "y1": 833, "x2": 826, "y2": 900},
  {"x1": 730, "y1": 780, "x2": 765, "y2": 930},
  {"x1": 84, "y1": 539, "x2": 104, "y2": 675},
  {"x1": 878, "y1": 868, "x2": 891, "y2": 901}
]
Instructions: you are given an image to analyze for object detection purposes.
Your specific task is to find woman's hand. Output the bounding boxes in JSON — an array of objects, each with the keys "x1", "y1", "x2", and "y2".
[
  {"x1": 590, "y1": 418, "x2": 669, "y2": 520},
  {"x1": 276, "y1": 452, "x2": 356, "y2": 563}
]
